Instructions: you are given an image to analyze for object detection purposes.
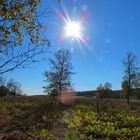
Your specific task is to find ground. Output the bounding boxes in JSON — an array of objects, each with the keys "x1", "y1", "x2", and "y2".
[{"x1": 0, "y1": 96, "x2": 140, "y2": 140}]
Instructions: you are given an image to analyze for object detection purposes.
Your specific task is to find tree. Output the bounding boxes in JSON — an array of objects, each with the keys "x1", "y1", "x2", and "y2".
[
  {"x1": 0, "y1": 0, "x2": 51, "y2": 75},
  {"x1": 0, "y1": 86, "x2": 9, "y2": 97},
  {"x1": 43, "y1": 49, "x2": 73, "y2": 96},
  {"x1": 122, "y1": 52, "x2": 139, "y2": 104},
  {"x1": 7, "y1": 79, "x2": 22, "y2": 96},
  {"x1": 121, "y1": 80, "x2": 128, "y2": 99},
  {"x1": 96, "y1": 82, "x2": 112, "y2": 99},
  {"x1": 0, "y1": 76, "x2": 8, "y2": 96},
  {"x1": 95, "y1": 82, "x2": 112, "y2": 113},
  {"x1": 96, "y1": 84, "x2": 104, "y2": 99}
]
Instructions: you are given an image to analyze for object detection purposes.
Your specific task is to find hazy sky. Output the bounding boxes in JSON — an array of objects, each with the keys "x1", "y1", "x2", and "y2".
[{"x1": 5, "y1": 0, "x2": 140, "y2": 95}]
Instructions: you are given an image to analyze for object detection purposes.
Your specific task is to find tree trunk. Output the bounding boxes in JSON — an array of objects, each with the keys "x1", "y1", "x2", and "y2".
[
  {"x1": 58, "y1": 85, "x2": 62, "y2": 104},
  {"x1": 127, "y1": 92, "x2": 129, "y2": 104},
  {"x1": 127, "y1": 87, "x2": 131, "y2": 105},
  {"x1": 127, "y1": 76, "x2": 130, "y2": 105},
  {"x1": 96, "y1": 99, "x2": 100, "y2": 113}
]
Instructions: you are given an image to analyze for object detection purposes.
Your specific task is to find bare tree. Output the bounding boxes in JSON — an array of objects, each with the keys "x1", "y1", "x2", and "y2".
[
  {"x1": 96, "y1": 82, "x2": 112, "y2": 99},
  {"x1": 7, "y1": 79, "x2": 22, "y2": 96},
  {"x1": 95, "y1": 82, "x2": 112, "y2": 113},
  {"x1": 0, "y1": 45, "x2": 49, "y2": 75},
  {"x1": 43, "y1": 49, "x2": 74, "y2": 96},
  {"x1": 0, "y1": 0, "x2": 51, "y2": 75},
  {"x1": 122, "y1": 52, "x2": 139, "y2": 104}
]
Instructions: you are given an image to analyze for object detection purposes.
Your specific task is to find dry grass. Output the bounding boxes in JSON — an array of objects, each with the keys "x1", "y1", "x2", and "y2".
[{"x1": 0, "y1": 96, "x2": 140, "y2": 139}]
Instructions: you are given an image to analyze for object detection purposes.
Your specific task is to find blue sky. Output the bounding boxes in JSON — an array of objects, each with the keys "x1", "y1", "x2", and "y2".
[{"x1": 5, "y1": 0, "x2": 140, "y2": 95}]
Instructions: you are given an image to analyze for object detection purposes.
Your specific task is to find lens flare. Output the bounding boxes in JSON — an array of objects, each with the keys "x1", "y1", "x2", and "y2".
[
  {"x1": 56, "y1": 3, "x2": 91, "y2": 51},
  {"x1": 65, "y1": 21, "x2": 82, "y2": 38}
]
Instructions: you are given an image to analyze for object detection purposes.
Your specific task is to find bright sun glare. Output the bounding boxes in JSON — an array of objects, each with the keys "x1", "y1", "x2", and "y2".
[{"x1": 65, "y1": 21, "x2": 82, "y2": 39}]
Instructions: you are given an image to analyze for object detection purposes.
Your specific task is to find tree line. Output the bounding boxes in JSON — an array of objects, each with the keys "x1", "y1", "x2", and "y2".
[
  {"x1": 43, "y1": 50, "x2": 140, "y2": 105},
  {"x1": 0, "y1": 77, "x2": 22, "y2": 97},
  {"x1": 96, "y1": 52, "x2": 140, "y2": 103}
]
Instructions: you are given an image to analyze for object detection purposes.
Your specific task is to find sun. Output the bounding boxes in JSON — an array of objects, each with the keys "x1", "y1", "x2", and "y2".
[{"x1": 65, "y1": 21, "x2": 82, "y2": 39}]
